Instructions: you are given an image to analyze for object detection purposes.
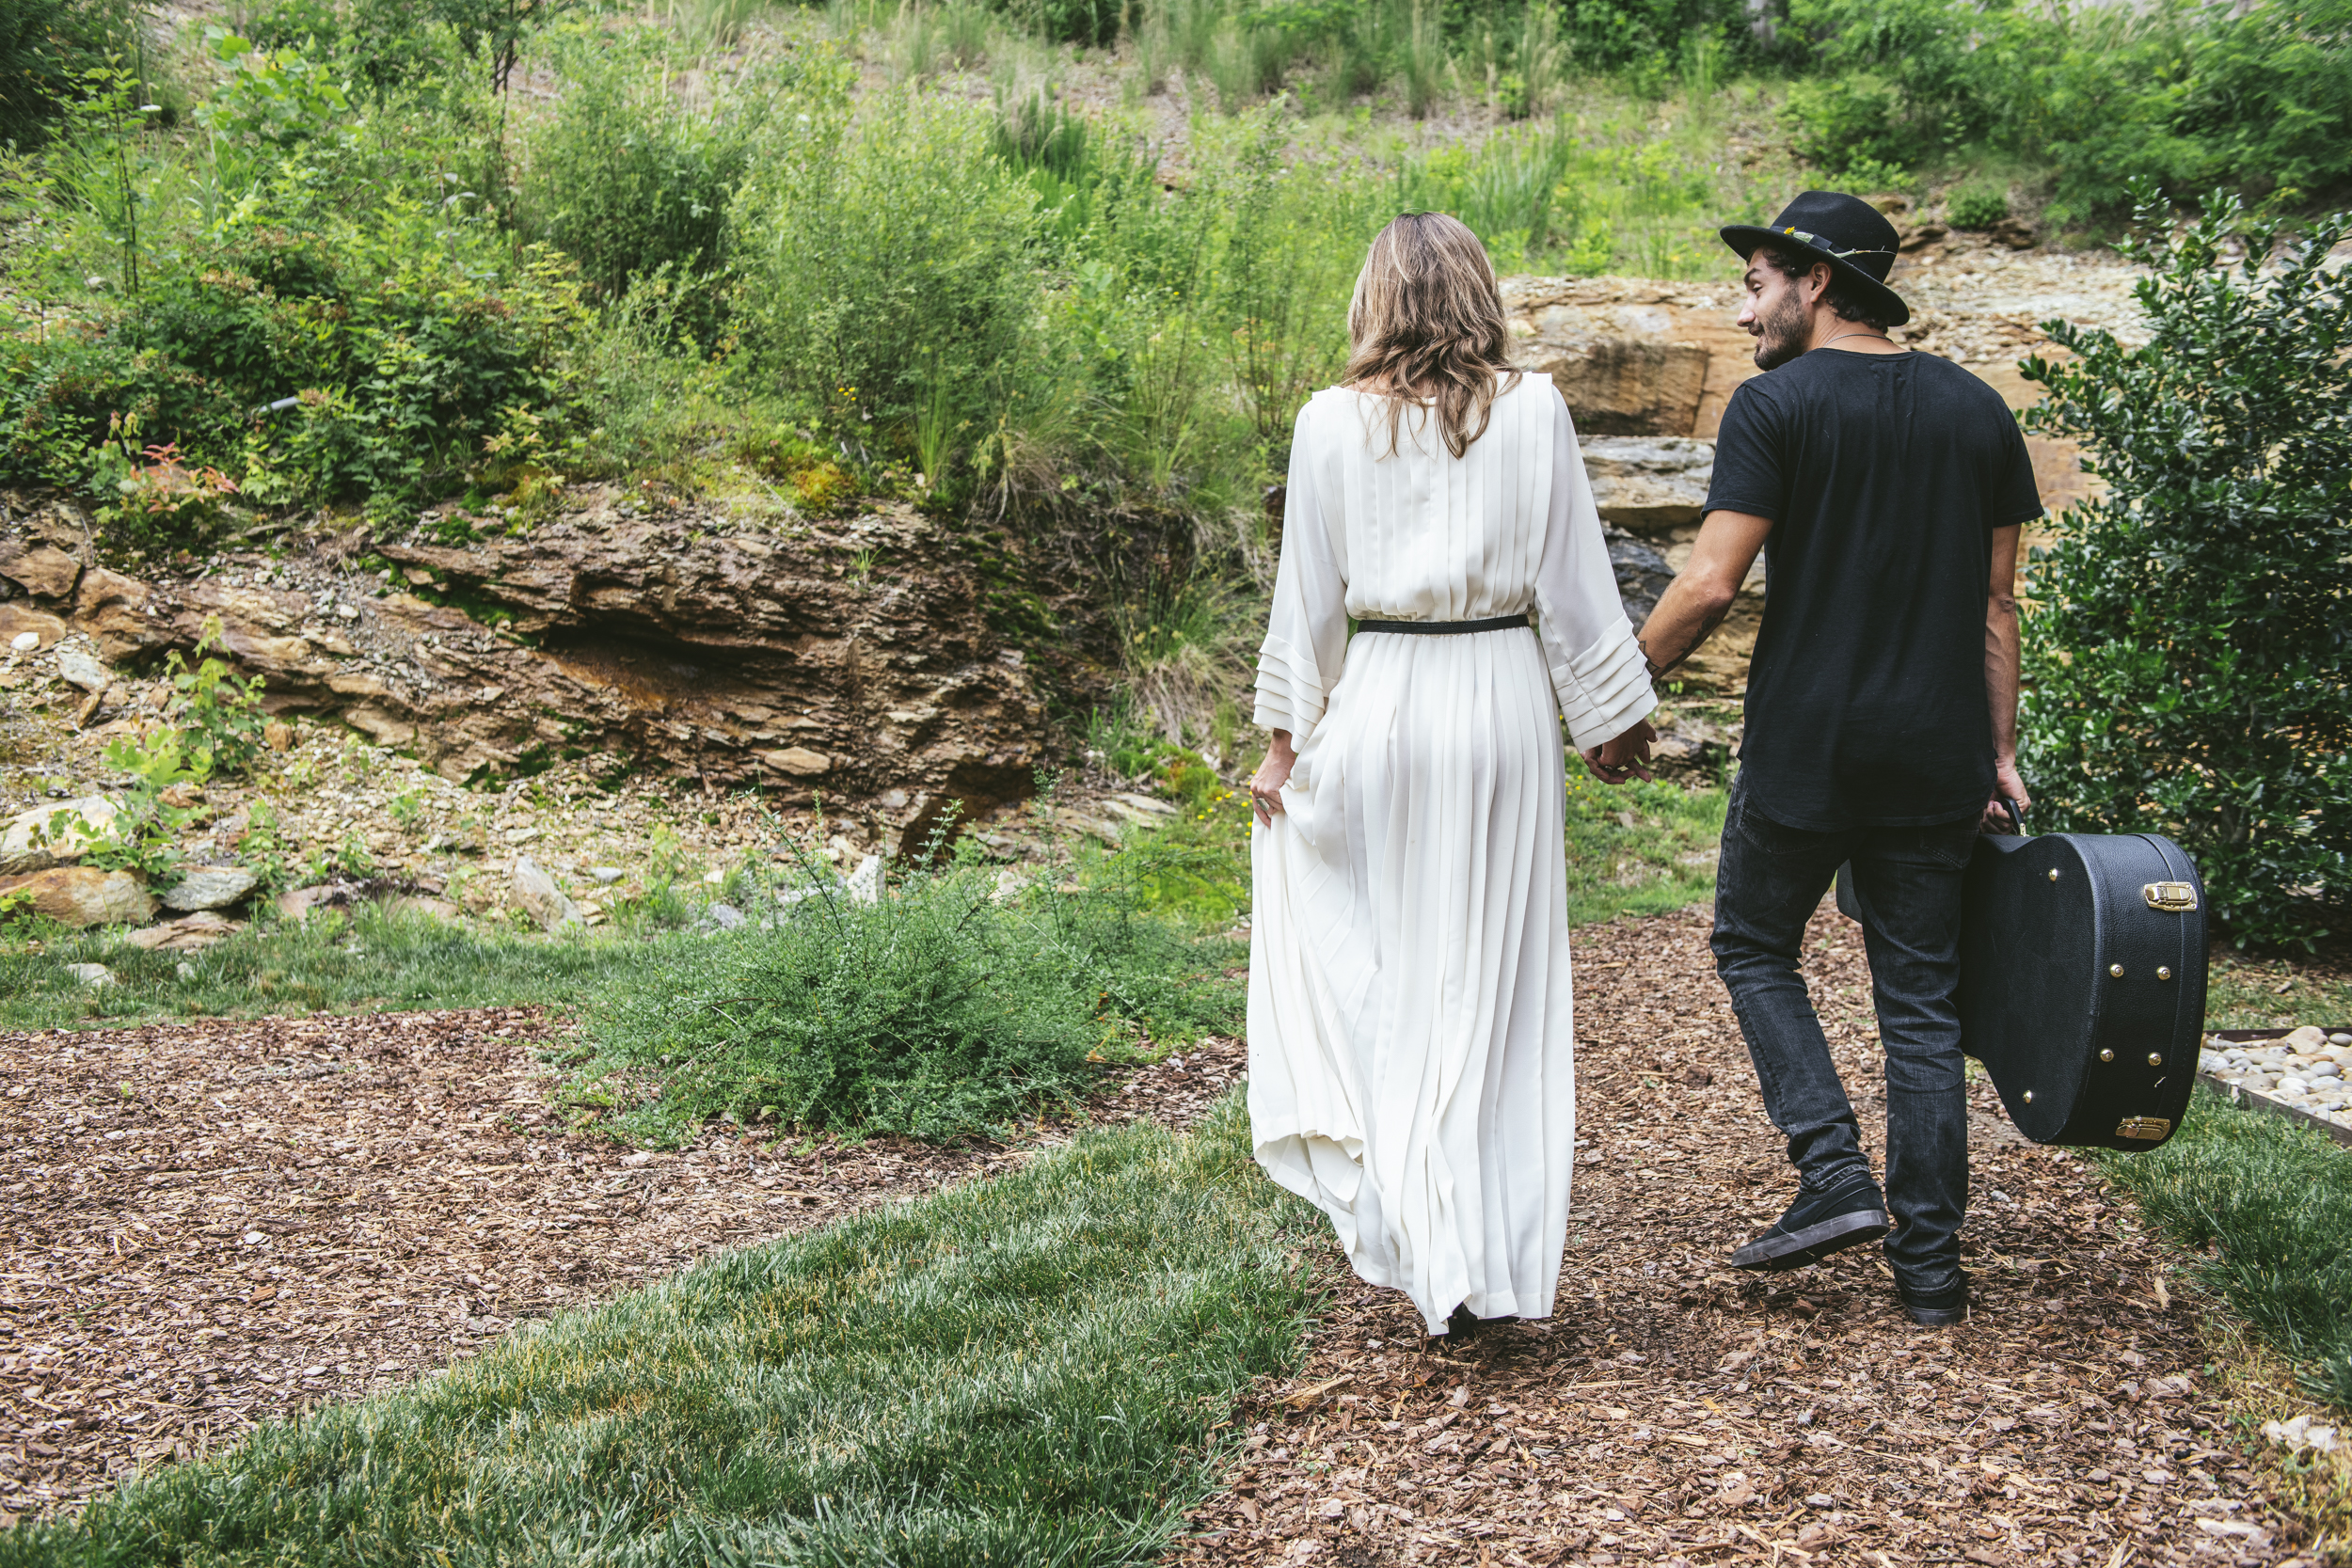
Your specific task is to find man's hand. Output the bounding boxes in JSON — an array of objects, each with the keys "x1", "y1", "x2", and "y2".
[
  {"x1": 1251, "y1": 731, "x2": 1297, "y2": 826},
  {"x1": 1582, "y1": 719, "x2": 1658, "y2": 784},
  {"x1": 1983, "y1": 755, "x2": 2031, "y2": 832}
]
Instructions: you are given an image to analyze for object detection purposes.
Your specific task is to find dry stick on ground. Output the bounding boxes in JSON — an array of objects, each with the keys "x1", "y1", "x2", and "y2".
[
  {"x1": 0, "y1": 1006, "x2": 1239, "y2": 1519},
  {"x1": 1168, "y1": 908, "x2": 2312, "y2": 1568}
]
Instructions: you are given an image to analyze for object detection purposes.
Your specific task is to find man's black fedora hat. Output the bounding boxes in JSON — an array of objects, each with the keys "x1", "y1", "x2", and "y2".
[{"x1": 1721, "y1": 190, "x2": 1910, "y2": 327}]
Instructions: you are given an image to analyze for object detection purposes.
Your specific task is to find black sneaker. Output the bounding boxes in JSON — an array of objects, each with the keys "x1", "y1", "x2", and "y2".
[
  {"x1": 1898, "y1": 1278, "x2": 1968, "y2": 1328},
  {"x1": 1729, "y1": 1179, "x2": 1891, "y2": 1272}
]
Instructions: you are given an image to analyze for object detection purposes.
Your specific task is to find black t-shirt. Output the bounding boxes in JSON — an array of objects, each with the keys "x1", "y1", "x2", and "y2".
[{"x1": 1702, "y1": 349, "x2": 2043, "y2": 832}]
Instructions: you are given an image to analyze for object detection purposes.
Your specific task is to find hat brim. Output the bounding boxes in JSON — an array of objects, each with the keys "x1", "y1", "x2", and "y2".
[{"x1": 1720, "y1": 224, "x2": 1911, "y2": 328}]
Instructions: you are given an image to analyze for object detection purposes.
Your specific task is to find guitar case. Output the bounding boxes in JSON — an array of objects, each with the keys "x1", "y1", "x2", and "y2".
[{"x1": 1836, "y1": 807, "x2": 2207, "y2": 1150}]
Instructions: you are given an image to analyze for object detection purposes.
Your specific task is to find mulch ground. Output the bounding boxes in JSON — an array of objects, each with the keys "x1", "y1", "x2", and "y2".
[
  {"x1": 1169, "y1": 906, "x2": 2316, "y2": 1568},
  {"x1": 0, "y1": 1006, "x2": 1237, "y2": 1520}
]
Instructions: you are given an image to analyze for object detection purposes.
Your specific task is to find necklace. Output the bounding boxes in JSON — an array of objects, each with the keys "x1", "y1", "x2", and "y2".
[{"x1": 1821, "y1": 329, "x2": 1896, "y2": 350}]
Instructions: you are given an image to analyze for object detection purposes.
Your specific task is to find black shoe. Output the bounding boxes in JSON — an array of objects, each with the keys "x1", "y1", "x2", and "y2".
[
  {"x1": 1729, "y1": 1179, "x2": 1891, "y2": 1272},
  {"x1": 1440, "y1": 1304, "x2": 1520, "y2": 1337},
  {"x1": 1898, "y1": 1278, "x2": 1968, "y2": 1328}
]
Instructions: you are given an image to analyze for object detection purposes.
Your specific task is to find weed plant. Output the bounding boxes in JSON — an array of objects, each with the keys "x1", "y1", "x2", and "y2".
[
  {"x1": 0, "y1": 1097, "x2": 1322, "y2": 1568},
  {"x1": 2101, "y1": 1087, "x2": 2352, "y2": 1412}
]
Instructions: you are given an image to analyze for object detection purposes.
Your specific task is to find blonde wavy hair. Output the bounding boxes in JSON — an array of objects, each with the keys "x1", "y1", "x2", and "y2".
[{"x1": 1343, "y1": 212, "x2": 1523, "y2": 459}]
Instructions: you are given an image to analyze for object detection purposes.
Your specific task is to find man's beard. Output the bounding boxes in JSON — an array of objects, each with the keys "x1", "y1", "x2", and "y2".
[{"x1": 1750, "y1": 291, "x2": 1810, "y2": 370}]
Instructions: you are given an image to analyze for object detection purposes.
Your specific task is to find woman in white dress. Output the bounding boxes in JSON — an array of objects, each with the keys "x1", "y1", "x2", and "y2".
[{"x1": 1247, "y1": 214, "x2": 1660, "y2": 1337}]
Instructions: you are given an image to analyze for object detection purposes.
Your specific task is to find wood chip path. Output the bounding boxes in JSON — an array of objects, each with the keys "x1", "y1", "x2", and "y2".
[
  {"x1": 0, "y1": 908, "x2": 2324, "y2": 1565},
  {"x1": 0, "y1": 1005, "x2": 1234, "y2": 1520},
  {"x1": 1169, "y1": 908, "x2": 2315, "y2": 1568}
]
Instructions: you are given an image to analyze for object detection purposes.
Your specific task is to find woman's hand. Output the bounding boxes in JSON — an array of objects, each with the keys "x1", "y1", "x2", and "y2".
[
  {"x1": 1581, "y1": 719, "x2": 1657, "y2": 784},
  {"x1": 1251, "y1": 731, "x2": 1298, "y2": 826}
]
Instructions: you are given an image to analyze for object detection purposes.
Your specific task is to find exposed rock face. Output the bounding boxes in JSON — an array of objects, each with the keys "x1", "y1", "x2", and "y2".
[
  {"x1": 0, "y1": 492, "x2": 1056, "y2": 830},
  {"x1": 0, "y1": 865, "x2": 156, "y2": 927}
]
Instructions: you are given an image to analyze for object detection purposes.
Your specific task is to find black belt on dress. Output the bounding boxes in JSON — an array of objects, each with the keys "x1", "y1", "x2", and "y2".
[{"x1": 1354, "y1": 613, "x2": 1533, "y2": 636}]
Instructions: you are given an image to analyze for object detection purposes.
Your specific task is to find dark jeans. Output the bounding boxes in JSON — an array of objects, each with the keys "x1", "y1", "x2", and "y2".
[{"x1": 1709, "y1": 775, "x2": 1979, "y2": 1296}]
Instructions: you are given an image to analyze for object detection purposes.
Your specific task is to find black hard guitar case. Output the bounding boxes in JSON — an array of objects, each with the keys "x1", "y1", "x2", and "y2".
[{"x1": 1837, "y1": 817, "x2": 2208, "y2": 1151}]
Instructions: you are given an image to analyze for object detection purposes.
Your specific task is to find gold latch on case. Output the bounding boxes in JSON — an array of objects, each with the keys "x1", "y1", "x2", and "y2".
[
  {"x1": 2142, "y1": 881, "x2": 2198, "y2": 912},
  {"x1": 2116, "y1": 1117, "x2": 2172, "y2": 1141}
]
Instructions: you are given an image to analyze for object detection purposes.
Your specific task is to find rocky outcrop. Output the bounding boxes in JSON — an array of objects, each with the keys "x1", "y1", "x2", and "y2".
[
  {"x1": 0, "y1": 865, "x2": 156, "y2": 927},
  {"x1": 0, "y1": 491, "x2": 1056, "y2": 829}
]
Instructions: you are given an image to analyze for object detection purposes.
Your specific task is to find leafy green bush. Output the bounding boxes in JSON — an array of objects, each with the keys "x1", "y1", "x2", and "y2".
[
  {"x1": 1779, "y1": 73, "x2": 1909, "y2": 179},
  {"x1": 1945, "y1": 178, "x2": 2009, "y2": 230},
  {"x1": 0, "y1": 0, "x2": 126, "y2": 145},
  {"x1": 570, "y1": 842, "x2": 1242, "y2": 1145},
  {"x1": 2019, "y1": 184, "x2": 2352, "y2": 946},
  {"x1": 730, "y1": 87, "x2": 1040, "y2": 480},
  {"x1": 1788, "y1": 0, "x2": 2352, "y2": 216},
  {"x1": 515, "y1": 29, "x2": 774, "y2": 322}
]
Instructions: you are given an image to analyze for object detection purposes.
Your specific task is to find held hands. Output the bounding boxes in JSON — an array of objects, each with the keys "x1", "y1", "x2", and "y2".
[
  {"x1": 1251, "y1": 731, "x2": 1298, "y2": 826},
  {"x1": 1581, "y1": 719, "x2": 1658, "y2": 784},
  {"x1": 1982, "y1": 755, "x2": 2033, "y2": 832}
]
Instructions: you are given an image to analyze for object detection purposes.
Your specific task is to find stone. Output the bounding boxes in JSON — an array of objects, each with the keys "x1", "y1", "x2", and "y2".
[
  {"x1": 513, "y1": 855, "x2": 583, "y2": 930},
  {"x1": 1582, "y1": 436, "x2": 1716, "y2": 532},
  {"x1": 701, "y1": 902, "x2": 746, "y2": 931},
  {"x1": 65, "y1": 962, "x2": 116, "y2": 987},
  {"x1": 53, "y1": 642, "x2": 110, "y2": 694},
  {"x1": 844, "y1": 853, "x2": 883, "y2": 906},
  {"x1": 0, "y1": 541, "x2": 83, "y2": 599},
  {"x1": 0, "y1": 605, "x2": 68, "y2": 651},
  {"x1": 1606, "y1": 529, "x2": 1675, "y2": 626},
  {"x1": 175, "y1": 961, "x2": 197, "y2": 981},
  {"x1": 161, "y1": 866, "x2": 258, "y2": 912},
  {"x1": 0, "y1": 796, "x2": 123, "y2": 873},
  {"x1": 384, "y1": 895, "x2": 461, "y2": 922},
  {"x1": 0, "y1": 866, "x2": 155, "y2": 927},
  {"x1": 277, "y1": 884, "x2": 355, "y2": 921},
  {"x1": 759, "y1": 746, "x2": 832, "y2": 778},
  {"x1": 127, "y1": 911, "x2": 242, "y2": 951},
  {"x1": 589, "y1": 866, "x2": 626, "y2": 884},
  {"x1": 262, "y1": 721, "x2": 293, "y2": 752}
]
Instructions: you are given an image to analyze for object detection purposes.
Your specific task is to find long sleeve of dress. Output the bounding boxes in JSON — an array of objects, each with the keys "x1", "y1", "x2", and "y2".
[
  {"x1": 1533, "y1": 393, "x2": 1657, "y2": 751},
  {"x1": 1253, "y1": 404, "x2": 1350, "y2": 744}
]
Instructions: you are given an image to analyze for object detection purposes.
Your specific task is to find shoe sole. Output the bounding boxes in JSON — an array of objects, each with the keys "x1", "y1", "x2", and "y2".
[
  {"x1": 1730, "y1": 1208, "x2": 1892, "y2": 1273},
  {"x1": 1902, "y1": 1300, "x2": 1967, "y2": 1328}
]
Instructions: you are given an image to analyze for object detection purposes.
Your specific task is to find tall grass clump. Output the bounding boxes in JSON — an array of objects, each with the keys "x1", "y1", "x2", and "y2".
[
  {"x1": 2102, "y1": 1089, "x2": 2352, "y2": 1410},
  {"x1": 0, "y1": 1099, "x2": 1321, "y2": 1568},
  {"x1": 570, "y1": 835, "x2": 1243, "y2": 1145},
  {"x1": 731, "y1": 86, "x2": 1042, "y2": 484}
]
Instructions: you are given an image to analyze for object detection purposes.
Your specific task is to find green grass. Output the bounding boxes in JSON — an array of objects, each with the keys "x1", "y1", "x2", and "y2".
[
  {"x1": 1563, "y1": 773, "x2": 1728, "y2": 926},
  {"x1": 2100, "y1": 1086, "x2": 2352, "y2": 1412},
  {"x1": 0, "y1": 904, "x2": 670, "y2": 1034},
  {"x1": 0, "y1": 1096, "x2": 1320, "y2": 1568}
]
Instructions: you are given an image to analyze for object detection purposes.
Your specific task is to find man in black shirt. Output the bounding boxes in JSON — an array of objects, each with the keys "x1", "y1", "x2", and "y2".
[{"x1": 1590, "y1": 191, "x2": 2043, "y2": 1327}]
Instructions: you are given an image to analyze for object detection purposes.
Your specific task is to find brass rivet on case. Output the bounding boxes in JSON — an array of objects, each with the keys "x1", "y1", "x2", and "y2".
[
  {"x1": 2157, "y1": 966, "x2": 2171, "y2": 980},
  {"x1": 2048, "y1": 868, "x2": 2060, "y2": 881},
  {"x1": 2147, "y1": 1053, "x2": 2165, "y2": 1068},
  {"x1": 2110, "y1": 963, "x2": 2125, "y2": 977},
  {"x1": 2023, "y1": 1090, "x2": 2035, "y2": 1103},
  {"x1": 2100, "y1": 1049, "x2": 2116, "y2": 1063}
]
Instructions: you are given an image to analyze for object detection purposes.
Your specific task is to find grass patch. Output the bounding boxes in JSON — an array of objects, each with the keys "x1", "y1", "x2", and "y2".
[
  {"x1": 567, "y1": 846, "x2": 1246, "y2": 1146},
  {"x1": 1563, "y1": 773, "x2": 1728, "y2": 926},
  {"x1": 0, "y1": 904, "x2": 668, "y2": 1034},
  {"x1": 0, "y1": 1096, "x2": 1321, "y2": 1568},
  {"x1": 2100, "y1": 1085, "x2": 2352, "y2": 1412}
]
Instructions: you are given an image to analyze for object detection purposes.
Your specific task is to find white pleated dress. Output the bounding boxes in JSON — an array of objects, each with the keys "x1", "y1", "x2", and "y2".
[{"x1": 1248, "y1": 372, "x2": 1657, "y2": 1335}]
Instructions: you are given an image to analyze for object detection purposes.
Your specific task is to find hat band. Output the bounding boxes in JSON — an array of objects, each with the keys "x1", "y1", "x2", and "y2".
[{"x1": 1777, "y1": 226, "x2": 1895, "y2": 262}]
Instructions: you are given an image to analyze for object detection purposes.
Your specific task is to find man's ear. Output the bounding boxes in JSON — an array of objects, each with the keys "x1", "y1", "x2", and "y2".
[{"x1": 1808, "y1": 262, "x2": 1834, "y2": 305}]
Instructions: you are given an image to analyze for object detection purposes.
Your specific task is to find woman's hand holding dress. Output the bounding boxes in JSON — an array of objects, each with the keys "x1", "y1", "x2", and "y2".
[{"x1": 1250, "y1": 731, "x2": 1297, "y2": 825}]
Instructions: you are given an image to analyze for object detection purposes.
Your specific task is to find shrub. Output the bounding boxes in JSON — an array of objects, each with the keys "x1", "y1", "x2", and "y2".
[
  {"x1": 572, "y1": 826, "x2": 1243, "y2": 1145},
  {"x1": 2019, "y1": 183, "x2": 2352, "y2": 946},
  {"x1": 0, "y1": 0, "x2": 125, "y2": 145},
  {"x1": 730, "y1": 87, "x2": 1041, "y2": 476},
  {"x1": 1945, "y1": 178, "x2": 2009, "y2": 230},
  {"x1": 514, "y1": 30, "x2": 772, "y2": 324},
  {"x1": 1780, "y1": 74, "x2": 1909, "y2": 179}
]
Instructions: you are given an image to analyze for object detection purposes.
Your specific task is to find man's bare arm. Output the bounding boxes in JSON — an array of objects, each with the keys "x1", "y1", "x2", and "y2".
[
  {"x1": 1983, "y1": 524, "x2": 2029, "y2": 825},
  {"x1": 1637, "y1": 510, "x2": 1773, "y2": 679}
]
